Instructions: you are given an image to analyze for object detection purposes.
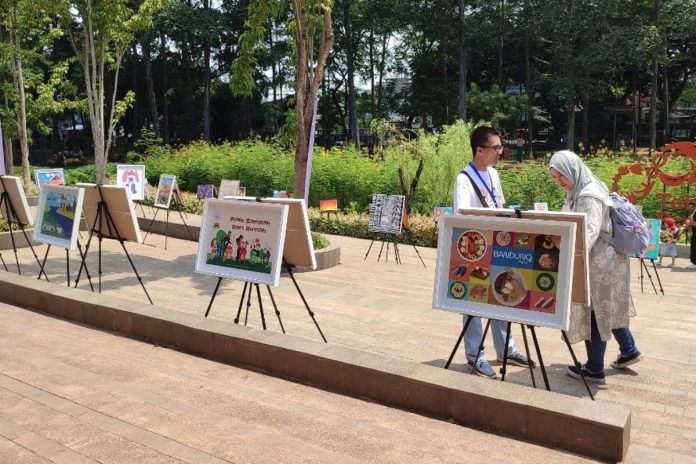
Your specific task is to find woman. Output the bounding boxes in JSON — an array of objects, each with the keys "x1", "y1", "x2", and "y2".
[
  {"x1": 548, "y1": 151, "x2": 642, "y2": 383},
  {"x1": 686, "y1": 209, "x2": 696, "y2": 269}
]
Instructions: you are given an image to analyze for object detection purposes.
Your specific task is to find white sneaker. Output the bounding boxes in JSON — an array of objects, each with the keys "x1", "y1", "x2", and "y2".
[{"x1": 687, "y1": 263, "x2": 696, "y2": 269}]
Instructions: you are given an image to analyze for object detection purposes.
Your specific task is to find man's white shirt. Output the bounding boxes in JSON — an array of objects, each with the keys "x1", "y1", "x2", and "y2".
[{"x1": 453, "y1": 164, "x2": 506, "y2": 211}]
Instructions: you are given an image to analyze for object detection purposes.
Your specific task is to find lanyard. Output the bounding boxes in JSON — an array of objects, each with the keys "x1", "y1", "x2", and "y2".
[{"x1": 468, "y1": 163, "x2": 499, "y2": 208}]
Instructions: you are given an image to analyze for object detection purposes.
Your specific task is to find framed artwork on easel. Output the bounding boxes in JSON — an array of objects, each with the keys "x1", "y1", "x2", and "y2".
[
  {"x1": 33, "y1": 185, "x2": 84, "y2": 250},
  {"x1": 433, "y1": 213, "x2": 577, "y2": 331},
  {"x1": 218, "y1": 179, "x2": 240, "y2": 199},
  {"x1": 116, "y1": 165, "x2": 147, "y2": 201},
  {"x1": 77, "y1": 183, "x2": 143, "y2": 243},
  {"x1": 195, "y1": 199, "x2": 288, "y2": 286},
  {"x1": 368, "y1": 194, "x2": 405, "y2": 235},
  {"x1": 154, "y1": 174, "x2": 176, "y2": 208},
  {"x1": 34, "y1": 168, "x2": 65, "y2": 192},
  {"x1": 0, "y1": 175, "x2": 34, "y2": 225}
]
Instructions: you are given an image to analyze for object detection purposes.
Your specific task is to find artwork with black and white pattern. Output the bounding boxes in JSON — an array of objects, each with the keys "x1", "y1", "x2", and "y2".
[{"x1": 368, "y1": 194, "x2": 405, "y2": 235}]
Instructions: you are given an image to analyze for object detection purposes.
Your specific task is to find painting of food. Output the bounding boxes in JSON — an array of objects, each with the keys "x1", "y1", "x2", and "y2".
[
  {"x1": 457, "y1": 230, "x2": 486, "y2": 261},
  {"x1": 449, "y1": 281, "x2": 467, "y2": 299},
  {"x1": 496, "y1": 231, "x2": 511, "y2": 246},
  {"x1": 492, "y1": 270, "x2": 528, "y2": 306},
  {"x1": 538, "y1": 253, "x2": 557, "y2": 270},
  {"x1": 536, "y1": 272, "x2": 555, "y2": 291},
  {"x1": 471, "y1": 266, "x2": 490, "y2": 279}
]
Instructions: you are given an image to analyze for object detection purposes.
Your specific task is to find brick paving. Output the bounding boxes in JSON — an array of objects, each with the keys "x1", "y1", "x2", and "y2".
[{"x1": 1, "y1": 212, "x2": 696, "y2": 463}]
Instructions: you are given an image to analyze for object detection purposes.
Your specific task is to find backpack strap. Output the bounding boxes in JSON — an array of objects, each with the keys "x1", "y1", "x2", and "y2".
[{"x1": 461, "y1": 170, "x2": 490, "y2": 208}]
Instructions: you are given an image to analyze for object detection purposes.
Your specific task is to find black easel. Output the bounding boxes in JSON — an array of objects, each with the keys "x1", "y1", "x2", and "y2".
[
  {"x1": 73, "y1": 184, "x2": 153, "y2": 304},
  {"x1": 364, "y1": 230, "x2": 426, "y2": 267},
  {"x1": 37, "y1": 241, "x2": 94, "y2": 290},
  {"x1": 444, "y1": 315, "x2": 594, "y2": 400},
  {"x1": 639, "y1": 258, "x2": 664, "y2": 295},
  {"x1": 0, "y1": 176, "x2": 49, "y2": 279},
  {"x1": 142, "y1": 188, "x2": 195, "y2": 249}
]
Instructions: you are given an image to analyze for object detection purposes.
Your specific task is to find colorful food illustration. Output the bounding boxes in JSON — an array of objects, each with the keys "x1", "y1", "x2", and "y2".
[
  {"x1": 451, "y1": 264, "x2": 467, "y2": 276},
  {"x1": 493, "y1": 270, "x2": 528, "y2": 306},
  {"x1": 516, "y1": 235, "x2": 530, "y2": 246},
  {"x1": 533, "y1": 296, "x2": 556, "y2": 309},
  {"x1": 450, "y1": 281, "x2": 467, "y2": 299},
  {"x1": 471, "y1": 266, "x2": 490, "y2": 280},
  {"x1": 538, "y1": 253, "x2": 557, "y2": 270},
  {"x1": 536, "y1": 272, "x2": 555, "y2": 291},
  {"x1": 496, "y1": 231, "x2": 511, "y2": 246},
  {"x1": 469, "y1": 284, "x2": 487, "y2": 300},
  {"x1": 457, "y1": 230, "x2": 486, "y2": 261},
  {"x1": 542, "y1": 235, "x2": 556, "y2": 250}
]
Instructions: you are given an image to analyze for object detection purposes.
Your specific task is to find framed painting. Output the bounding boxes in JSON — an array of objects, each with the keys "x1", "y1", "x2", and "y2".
[
  {"x1": 433, "y1": 206, "x2": 453, "y2": 223},
  {"x1": 155, "y1": 174, "x2": 176, "y2": 209},
  {"x1": 116, "y1": 165, "x2": 147, "y2": 201},
  {"x1": 433, "y1": 214, "x2": 577, "y2": 331},
  {"x1": 368, "y1": 194, "x2": 405, "y2": 235},
  {"x1": 196, "y1": 199, "x2": 289, "y2": 286},
  {"x1": 77, "y1": 183, "x2": 142, "y2": 243},
  {"x1": 0, "y1": 175, "x2": 33, "y2": 225},
  {"x1": 196, "y1": 184, "x2": 215, "y2": 200},
  {"x1": 34, "y1": 169, "x2": 65, "y2": 191},
  {"x1": 218, "y1": 179, "x2": 240, "y2": 199},
  {"x1": 33, "y1": 185, "x2": 84, "y2": 249},
  {"x1": 631, "y1": 218, "x2": 661, "y2": 260}
]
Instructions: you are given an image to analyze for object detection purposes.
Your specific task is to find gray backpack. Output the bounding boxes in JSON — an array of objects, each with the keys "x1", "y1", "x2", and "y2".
[{"x1": 600, "y1": 193, "x2": 650, "y2": 255}]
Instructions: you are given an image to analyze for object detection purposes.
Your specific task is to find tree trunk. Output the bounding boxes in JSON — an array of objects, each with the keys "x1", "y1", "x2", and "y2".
[
  {"x1": 369, "y1": 28, "x2": 375, "y2": 117},
  {"x1": 497, "y1": 0, "x2": 504, "y2": 87},
  {"x1": 662, "y1": 62, "x2": 669, "y2": 145},
  {"x1": 457, "y1": 0, "x2": 467, "y2": 120},
  {"x1": 581, "y1": 93, "x2": 589, "y2": 150},
  {"x1": 566, "y1": 96, "x2": 575, "y2": 150},
  {"x1": 377, "y1": 34, "x2": 388, "y2": 112},
  {"x1": 343, "y1": 0, "x2": 360, "y2": 150},
  {"x1": 143, "y1": 39, "x2": 160, "y2": 136},
  {"x1": 202, "y1": 0, "x2": 211, "y2": 142},
  {"x1": 8, "y1": 23, "x2": 32, "y2": 190},
  {"x1": 160, "y1": 31, "x2": 169, "y2": 143},
  {"x1": 523, "y1": 4, "x2": 533, "y2": 157},
  {"x1": 131, "y1": 43, "x2": 139, "y2": 142}
]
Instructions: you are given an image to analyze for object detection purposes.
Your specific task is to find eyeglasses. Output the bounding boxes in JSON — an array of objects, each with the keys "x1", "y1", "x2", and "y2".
[{"x1": 480, "y1": 145, "x2": 503, "y2": 153}]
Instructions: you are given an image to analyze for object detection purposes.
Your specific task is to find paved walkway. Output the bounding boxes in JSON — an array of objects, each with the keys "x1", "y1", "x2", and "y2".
[{"x1": 1, "y1": 215, "x2": 696, "y2": 462}]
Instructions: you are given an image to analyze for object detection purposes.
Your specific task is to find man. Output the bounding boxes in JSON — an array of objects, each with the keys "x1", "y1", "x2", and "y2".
[{"x1": 452, "y1": 126, "x2": 535, "y2": 378}]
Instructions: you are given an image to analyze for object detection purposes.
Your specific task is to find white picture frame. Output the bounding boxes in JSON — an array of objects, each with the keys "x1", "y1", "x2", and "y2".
[
  {"x1": 195, "y1": 199, "x2": 289, "y2": 286},
  {"x1": 116, "y1": 165, "x2": 147, "y2": 201},
  {"x1": 33, "y1": 185, "x2": 85, "y2": 250},
  {"x1": 0, "y1": 175, "x2": 34, "y2": 225},
  {"x1": 368, "y1": 194, "x2": 405, "y2": 235},
  {"x1": 34, "y1": 168, "x2": 65, "y2": 192},
  {"x1": 154, "y1": 174, "x2": 176, "y2": 209},
  {"x1": 218, "y1": 179, "x2": 240, "y2": 199},
  {"x1": 433, "y1": 214, "x2": 577, "y2": 331}
]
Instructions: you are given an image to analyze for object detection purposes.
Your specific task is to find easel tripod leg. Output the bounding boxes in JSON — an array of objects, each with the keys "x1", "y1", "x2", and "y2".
[
  {"x1": 37, "y1": 245, "x2": 51, "y2": 282},
  {"x1": 528, "y1": 326, "x2": 550, "y2": 391},
  {"x1": 650, "y1": 259, "x2": 665, "y2": 295},
  {"x1": 445, "y1": 315, "x2": 473, "y2": 369},
  {"x1": 254, "y1": 284, "x2": 267, "y2": 330},
  {"x1": 284, "y1": 262, "x2": 327, "y2": 343},
  {"x1": 265, "y1": 286, "x2": 285, "y2": 334},
  {"x1": 142, "y1": 208, "x2": 160, "y2": 245},
  {"x1": 0, "y1": 253, "x2": 7, "y2": 272},
  {"x1": 204, "y1": 277, "x2": 224, "y2": 317},
  {"x1": 244, "y1": 282, "x2": 253, "y2": 325},
  {"x1": 641, "y1": 259, "x2": 658, "y2": 295},
  {"x1": 75, "y1": 241, "x2": 95, "y2": 292},
  {"x1": 520, "y1": 325, "x2": 537, "y2": 388},
  {"x1": 364, "y1": 240, "x2": 375, "y2": 260},
  {"x1": 500, "y1": 321, "x2": 512, "y2": 381},
  {"x1": 561, "y1": 331, "x2": 595, "y2": 401},
  {"x1": 234, "y1": 282, "x2": 248, "y2": 324}
]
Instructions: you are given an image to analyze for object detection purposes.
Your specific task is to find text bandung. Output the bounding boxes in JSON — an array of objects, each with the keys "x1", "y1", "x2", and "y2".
[{"x1": 493, "y1": 249, "x2": 533, "y2": 263}]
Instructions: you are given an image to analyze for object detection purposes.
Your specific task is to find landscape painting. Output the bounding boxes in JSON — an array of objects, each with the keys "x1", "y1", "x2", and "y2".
[{"x1": 33, "y1": 185, "x2": 85, "y2": 250}]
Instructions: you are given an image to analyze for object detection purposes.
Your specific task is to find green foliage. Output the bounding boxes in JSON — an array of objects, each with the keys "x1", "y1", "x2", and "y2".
[{"x1": 311, "y1": 231, "x2": 330, "y2": 250}]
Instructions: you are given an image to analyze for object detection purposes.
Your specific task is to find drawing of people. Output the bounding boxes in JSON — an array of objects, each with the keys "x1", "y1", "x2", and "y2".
[
  {"x1": 263, "y1": 248, "x2": 271, "y2": 265},
  {"x1": 237, "y1": 236, "x2": 248, "y2": 261},
  {"x1": 224, "y1": 244, "x2": 234, "y2": 261},
  {"x1": 215, "y1": 228, "x2": 227, "y2": 258},
  {"x1": 222, "y1": 231, "x2": 231, "y2": 258},
  {"x1": 208, "y1": 238, "x2": 217, "y2": 260},
  {"x1": 128, "y1": 176, "x2": 137, "y2": 195}
]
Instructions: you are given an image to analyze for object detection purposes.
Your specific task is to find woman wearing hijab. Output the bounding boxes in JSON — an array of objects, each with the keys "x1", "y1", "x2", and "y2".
[{"x1": 548, "y1": 151, "x2": 642, "y2": 384}]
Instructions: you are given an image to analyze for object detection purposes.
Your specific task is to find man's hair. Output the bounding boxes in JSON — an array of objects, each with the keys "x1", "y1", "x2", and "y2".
[{"x1": 470, "y1": 126, "x2": 500, "y2": 156}]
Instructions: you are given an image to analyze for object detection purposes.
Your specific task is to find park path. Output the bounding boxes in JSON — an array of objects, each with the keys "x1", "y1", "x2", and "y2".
[{"x1": 1, "y1": 215, "x2": 696, "y2": 462}]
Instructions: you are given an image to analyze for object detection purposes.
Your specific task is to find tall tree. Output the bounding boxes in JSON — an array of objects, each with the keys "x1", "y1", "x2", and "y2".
[
  {"x1": 232, "y1": 0, "x2": 334, "y2": 200},
  {"x1": 54, "y1": 0, "x2": 168, "y2": 183}
]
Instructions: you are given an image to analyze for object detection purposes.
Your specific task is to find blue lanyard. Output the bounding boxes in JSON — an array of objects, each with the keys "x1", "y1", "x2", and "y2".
[{"x1": 468, "y1": 163, "x2": 499, "y2": 208}]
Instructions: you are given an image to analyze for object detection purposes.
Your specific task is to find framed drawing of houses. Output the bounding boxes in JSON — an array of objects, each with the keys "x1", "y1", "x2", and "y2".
[
  {"x1": 77, "y1": 184, "x2": 142, "y2": 243},
  {"x1": 116, "y1": 165, "x2": 147, "y2": 201},
  {"x1": 433, "y1": 214, "x2": 577, "y2": 331},
  {"x1": 155, "y1": 174, "x2": 176, "y2": 208},
  {"x1": 33, "y1": 185, "x2": 85, "y2": 249},
  {"x1": 34, "y1": 168, "x2": 65, "y2": 191},
  {"x1": 368, "y1": 194, "x2": 405, "y2": 235},
  {"x1": 0, "y1": 175, "x2": 34, "y2": 225},
  {"x1": 457, "y1": 207, "x2": 590, "y2": 306},
  {"x1": 195, "y1": 199, "x2": 288, "y2": 286},
  {"x1": 218, "y1": 179, "x2": 240, "y2": 199}
]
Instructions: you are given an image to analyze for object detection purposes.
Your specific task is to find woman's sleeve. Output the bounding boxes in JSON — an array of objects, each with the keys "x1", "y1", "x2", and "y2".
[{"x1": 575, "y1": 196, "x2": 606, "y2": 249}]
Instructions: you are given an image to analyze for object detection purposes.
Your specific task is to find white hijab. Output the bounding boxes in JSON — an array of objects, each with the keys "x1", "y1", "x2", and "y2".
[{"x1": 548, "y1": 150, "x2": 611, "y2": 209}]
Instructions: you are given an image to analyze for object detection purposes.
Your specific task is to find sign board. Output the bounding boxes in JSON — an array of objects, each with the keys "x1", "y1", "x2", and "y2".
[
  {"x1": 116, "y1": 165, "x2": 147, "y2": 201},
  {"x1": 319, "y1": 199, "x2": 338, "y2": 212},
  {"x1": 368, "y1": 194, "x2": 405, "y2": 235},
  {"x1": 195, "y1": 199, "x2": 288, "y2": 286},
  {"x1": 457, "y1": 207, "x2": 589, "y2": 305},
  {"x1": 78, "y1": 184, "x2": 142, "y2": 243},
  {"x1": 34, "y1": 169, "x2": 65, "y2": 191},
  {"x1": 434, "y1": 214, "x2": 576, "y2": 331},
  {"x1": 34, "y1": 185, "x2": 85, "y2": 250}
]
